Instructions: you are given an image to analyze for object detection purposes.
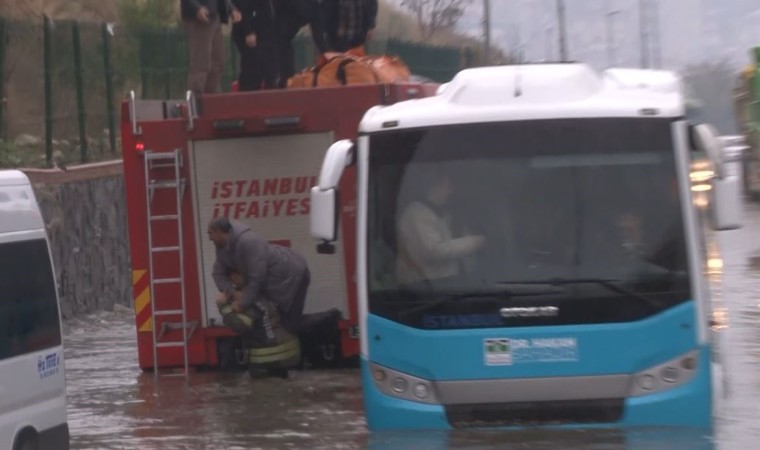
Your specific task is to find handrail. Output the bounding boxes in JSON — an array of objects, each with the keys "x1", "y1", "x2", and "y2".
[
  {"x1": 186, "y1": 90, "x2": 197, "y2": 131},
  {"x1": 128, "y1": 90, "x2": 142, "y2": 135}
]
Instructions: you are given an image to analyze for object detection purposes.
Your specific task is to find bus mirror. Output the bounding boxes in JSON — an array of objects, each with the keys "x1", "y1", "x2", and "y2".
[
  {"x1": 692, "y1": 123, "x2": 726, "y2": 179},
  {"x1": 310, "y1": 187, "x2": 339, "y2": 244},
  {"x1": 711, "y1": 175, "x2": 742, "y2": 231},
  {"x1": 310, "y1": 140, "x2": 354, "y2": 251},
  {"x1": 317, "y1": 139, "x2": 355, "y2": 190}
]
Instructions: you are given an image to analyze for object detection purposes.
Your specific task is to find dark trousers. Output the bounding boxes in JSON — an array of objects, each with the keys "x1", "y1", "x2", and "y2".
[
  {"x1": 278, "y1": 37, "x2": 296, "y2": 88},
  {"x1": 282, "y1": 268, "x2": 310, "y2": 334},
  {"x1": 232, "y1": 31, "x2": 279, "y2": 91}
]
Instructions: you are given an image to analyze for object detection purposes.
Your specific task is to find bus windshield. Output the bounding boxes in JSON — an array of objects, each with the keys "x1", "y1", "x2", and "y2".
[{"x1": 367, "y1": 118, "x2": 692, "y2": 330}]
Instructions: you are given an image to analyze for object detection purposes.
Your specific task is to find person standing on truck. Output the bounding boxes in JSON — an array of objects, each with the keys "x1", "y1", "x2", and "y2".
[
  {"x1": 208, "y1": 216, "x2": 311, "y2": 335},
  {"x1": 231, "y1": 0, "x2": 279, "y2": 91},
  {"x1": 275, "y1": 0, "x2": 330, "y2": 88},
  {"x1": 321, "y1": 0, "x2": 378, "y2": 54},
  {"x1": 181, "y1": 0, "x2": 242, "y2": 95},
  {"x1": 395, "y1": 170, "x2": 486, "y2": 286}
]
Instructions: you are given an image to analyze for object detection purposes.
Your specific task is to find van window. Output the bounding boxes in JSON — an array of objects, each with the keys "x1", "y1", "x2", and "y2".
[{"x1": 0, "y1": 239, "x2": 62, "y2": 359}]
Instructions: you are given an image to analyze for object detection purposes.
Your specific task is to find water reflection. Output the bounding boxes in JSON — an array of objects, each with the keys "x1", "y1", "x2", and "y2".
[
  {"x1": 64, "y1": 309, "x2": 367, "y2": 449},
  {"x1": 366, "y1": 428, "x2": 714, "y2": 450}
]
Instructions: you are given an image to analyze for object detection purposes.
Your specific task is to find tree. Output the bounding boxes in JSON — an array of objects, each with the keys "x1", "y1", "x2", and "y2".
[
  {"x1": 681, "y1": 59, "x2": 740, "y2": 134},
  {"x1": 400, "y1": 0, "x2": 473, "y2": 40}
]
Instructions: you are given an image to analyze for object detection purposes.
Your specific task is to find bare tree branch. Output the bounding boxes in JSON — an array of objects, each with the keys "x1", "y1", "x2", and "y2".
[{"x1": 401, "y1": 0, "x2": 472, "y2": 40}]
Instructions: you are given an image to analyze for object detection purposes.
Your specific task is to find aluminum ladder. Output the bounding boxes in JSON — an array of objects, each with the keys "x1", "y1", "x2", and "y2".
[{"x1": 143, "y1": 148, "x2": 197, "y2": 378}]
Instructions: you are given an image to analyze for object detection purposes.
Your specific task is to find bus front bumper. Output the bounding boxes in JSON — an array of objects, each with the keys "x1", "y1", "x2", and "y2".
[{"x1": 361, "y1": 349, "x2": 713, "y2": 431}]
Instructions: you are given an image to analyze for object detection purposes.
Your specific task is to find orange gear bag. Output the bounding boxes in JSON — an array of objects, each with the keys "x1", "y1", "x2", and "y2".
[{"x1": 287, "y1": 47, "x2": 411, "y2": 89}]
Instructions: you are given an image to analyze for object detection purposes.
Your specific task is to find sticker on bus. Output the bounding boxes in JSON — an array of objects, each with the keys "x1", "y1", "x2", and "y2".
[
  {"x1": 37, "y1": 351, "x2": 61, "y2": 379},
  {"x1": 484, "y1": 338, "x2": 513, "y2": 366},
  {"x1": 485, "y1": 338, "x2": 579, "y2": 366}
]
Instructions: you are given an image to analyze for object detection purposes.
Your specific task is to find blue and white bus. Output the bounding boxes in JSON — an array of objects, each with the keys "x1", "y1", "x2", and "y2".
[{"x1": 310, "y1": 63, "x2": 740, "y2": 430}]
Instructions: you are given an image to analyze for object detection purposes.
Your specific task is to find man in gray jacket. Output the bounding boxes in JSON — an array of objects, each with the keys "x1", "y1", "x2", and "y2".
[{"x1": 208, "y1": 216, "x2": 310, "y2": 334}]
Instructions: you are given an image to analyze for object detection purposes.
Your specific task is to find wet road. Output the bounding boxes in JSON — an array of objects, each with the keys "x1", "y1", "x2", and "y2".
[
  {"x1": 63, "y1": 310, "x2": 366, "y2": 450},
  {"x1": 64, "y1": 203, "x2": 760, "y2": 449}
]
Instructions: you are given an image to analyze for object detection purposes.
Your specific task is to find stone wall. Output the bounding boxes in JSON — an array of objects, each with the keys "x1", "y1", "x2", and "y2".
[{"x1": 23, "y1": 161, "x2": 131, "y2": 319}]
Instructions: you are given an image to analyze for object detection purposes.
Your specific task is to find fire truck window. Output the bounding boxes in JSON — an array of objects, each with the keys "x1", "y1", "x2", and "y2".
[{"x1": 0, "y1": 239, "x2": 62, "y2": 360}]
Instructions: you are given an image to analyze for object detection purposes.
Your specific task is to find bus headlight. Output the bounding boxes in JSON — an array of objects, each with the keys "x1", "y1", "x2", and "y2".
[
  {"x1": 373, "y1": 368, "x2": 387, "y2": 382},
  {"x1": 681, "y1": 356, "x2": 696, "y2": 370},
  {"x1": 661, "y1": 366, "x2": 679, "y2": 383},
  {"x1": 413, "y1": 383, "x2": 429, "y2": 399},
  {"x1": 637, "y1": 374, "x2": 656, "y2": 390},
  {"x1": 690, "y1": 170, "x2": 714, "y2": 182},
  {"x1": 368, "y1": 362, "x2": 438, "y2": 404},
  {"x1": 391, "y1": 377, "x2": 408, "y2": 393},
  {"x1": 629, "y1": 350, "x2": 699, "y2": 397}
]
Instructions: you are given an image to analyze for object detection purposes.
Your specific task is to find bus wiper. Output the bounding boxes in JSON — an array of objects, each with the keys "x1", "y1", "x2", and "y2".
[
  {"x1": 498, "y1": 278, "x2": 662, "y2": 309},
  {"x1": 400, "y1": 285, "x2": 562, "y2": 318}
]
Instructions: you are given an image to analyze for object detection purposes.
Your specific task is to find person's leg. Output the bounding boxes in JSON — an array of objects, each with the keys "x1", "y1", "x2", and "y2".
[
  {"x1": 238, "y1": 45, "x2": 261, "y2": 91},
  {"x1": 278, "y1": 37, "x2": 296, "y2": 88},
  {"x1": 260, "y1": 40, "x2": 280, "y2": 89},
  {"x1": 232, "y1": 31, "x2": 248, "y2": 90},
  {"x1": 184, "y1": 20, "x2": 213, "y2": 95},
  {"x1": 205, "y1": 19, "x2": 225, "y2": 93},
  {"x1": 242, "y1": 46, "x2": 265, "y2": 91},
  {"x1": 249, "y1": 300, "x2": 300, "y2": 378},
  {"x1": 282, "y1": 268, "x2": 310, "y2": 334}
]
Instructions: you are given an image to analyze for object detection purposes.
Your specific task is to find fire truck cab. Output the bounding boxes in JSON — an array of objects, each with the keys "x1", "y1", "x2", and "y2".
[{"x1": 120, "y1": 82, "x2": 437, "y2": 373}]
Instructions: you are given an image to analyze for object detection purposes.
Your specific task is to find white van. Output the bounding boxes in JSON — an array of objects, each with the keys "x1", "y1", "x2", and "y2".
[{"x1": 0, "y1": 171, "x2": 69, "y2": 450}]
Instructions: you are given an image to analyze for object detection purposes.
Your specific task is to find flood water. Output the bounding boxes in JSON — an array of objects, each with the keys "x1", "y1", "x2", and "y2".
[{"x1": 63, "y1": 203, "x2": 760, "y2": 449}]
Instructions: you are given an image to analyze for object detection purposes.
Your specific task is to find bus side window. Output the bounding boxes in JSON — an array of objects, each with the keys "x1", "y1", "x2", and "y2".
[{"x1": 369, "y1": 166, "x2": 403, "y2": 290}]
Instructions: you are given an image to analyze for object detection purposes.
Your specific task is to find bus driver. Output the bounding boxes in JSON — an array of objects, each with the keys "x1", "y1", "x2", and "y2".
[{"x1": 395, "y1": 170, "x2": 486, "y2": 286}]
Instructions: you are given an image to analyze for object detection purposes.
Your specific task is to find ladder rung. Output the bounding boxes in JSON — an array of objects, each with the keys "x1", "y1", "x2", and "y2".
[
  {"x1": 150, "y1": 214, "x2": 179, "y2": 221},
  {"x1": 149, "y1": 163, "x2": 179, "y2": 169},
  {"x1": 149, "y1": 181, "x2": 179, "y2": 189},
  {"x1": 156, "y1": 341, "x2": 187, "y2": 348},
  {"x1": 151, "y1": 246, "x2": 180, "y2": 253},
  {"x1": 153, "y1": 277, "x2": 182, "y2": 284},
  {"x1": 155, "y1": 309, "x2": 184, "y2": 316},
  {"x1": 161, "y1": 321, "x2": 197, "y2": 329},
  {"x1": 146, "y1": 152, "x2": 179, "y2": 161}
]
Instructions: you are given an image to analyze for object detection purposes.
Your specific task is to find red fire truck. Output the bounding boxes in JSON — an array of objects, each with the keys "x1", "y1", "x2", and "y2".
[{"x1": 120, "y1": 81, "x2": 438, "y2": 373}]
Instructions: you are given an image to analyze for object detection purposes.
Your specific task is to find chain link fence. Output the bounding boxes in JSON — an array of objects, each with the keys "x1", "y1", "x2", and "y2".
[{"x1": 0, "y1": 17, "x2": 478, "y2": 168}]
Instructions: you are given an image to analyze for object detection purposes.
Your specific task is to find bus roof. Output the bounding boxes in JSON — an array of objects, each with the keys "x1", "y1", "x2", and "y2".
[{"x1": 359, "y1": 63, "x2": 685, "y2": 133}]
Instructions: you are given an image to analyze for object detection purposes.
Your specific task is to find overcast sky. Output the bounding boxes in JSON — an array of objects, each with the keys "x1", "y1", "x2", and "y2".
[{"x1": 388, "y1": 0, "x2": 760, "y2": 70}]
